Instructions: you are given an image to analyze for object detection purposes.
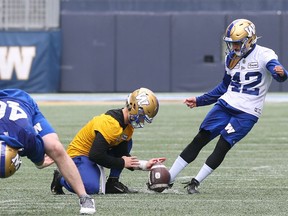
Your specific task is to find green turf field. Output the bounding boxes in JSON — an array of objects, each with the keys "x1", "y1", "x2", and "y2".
[{"x1": 1, "y1": 101, "x2": 288, "y2": 216}]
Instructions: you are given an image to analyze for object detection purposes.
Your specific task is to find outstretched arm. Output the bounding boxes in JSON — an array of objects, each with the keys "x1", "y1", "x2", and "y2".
[
  {"x1": 185, "y1": 72, "x2": 231, "y2": 108},
  {"x1": 135, "y1": 157, "x2": 166, "y2": 171},
  {"x1": 266, "y1": 59, "x2": 288, "y2": 82}
]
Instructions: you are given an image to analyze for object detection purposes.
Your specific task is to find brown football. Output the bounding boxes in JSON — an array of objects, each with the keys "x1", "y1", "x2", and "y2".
[{"x1": 147, "y1": 162, "x2": 170, "y2": 193}]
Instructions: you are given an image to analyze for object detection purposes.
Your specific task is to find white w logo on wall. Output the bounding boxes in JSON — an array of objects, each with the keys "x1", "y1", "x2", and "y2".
[{"x1": 0, "y1": 46, "x2": 36, "y2": 80}]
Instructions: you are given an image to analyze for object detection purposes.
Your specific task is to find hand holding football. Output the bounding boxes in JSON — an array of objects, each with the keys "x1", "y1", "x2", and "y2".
[{"x1": 147, "y1": 162, "x2": 170, "y2": 193}]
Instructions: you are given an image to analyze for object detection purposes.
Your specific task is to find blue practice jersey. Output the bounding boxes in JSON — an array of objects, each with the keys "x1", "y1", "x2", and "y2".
[{"x1": 0, "y1": 89, "x2": 55, "y2": 164}]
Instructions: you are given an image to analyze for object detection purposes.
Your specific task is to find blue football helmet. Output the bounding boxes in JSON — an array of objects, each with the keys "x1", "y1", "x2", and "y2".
[{"x1": 0, "y1": 141, "x2": 22, "y2": 178}]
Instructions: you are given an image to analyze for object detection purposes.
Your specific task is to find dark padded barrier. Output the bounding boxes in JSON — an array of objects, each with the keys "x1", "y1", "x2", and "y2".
[
  {"x1": 59, "y1": 10, "x2": 288, "y2": 93},
  {"x1": 172, "y1": 63, "x2": 224, "y2": 92},
  {"x1": 171, "y1": 13, "x2": 226, "y2": 92},
  {"x1": 60, "y1": 12, "x2": 115, "y2": 92},
  {"x1": 115, "y1": 14, "x2": 170, "y2": 92},
  {"x1": 280, "y1": 12, "x2": 288, "y2": 91},
  {"x1": 61, "y1": 0, "x2": 288, "y2": 12}
]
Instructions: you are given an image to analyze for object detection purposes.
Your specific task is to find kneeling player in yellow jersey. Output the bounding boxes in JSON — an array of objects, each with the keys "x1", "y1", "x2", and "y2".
[{"x1": 50, "y1": 87, "x2": 166, "y2": 194}]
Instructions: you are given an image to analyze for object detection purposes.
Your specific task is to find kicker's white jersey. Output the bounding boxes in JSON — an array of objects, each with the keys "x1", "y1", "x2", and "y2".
[{"x1": 220, "y1": 45, "x2": 278, "y2": 118}]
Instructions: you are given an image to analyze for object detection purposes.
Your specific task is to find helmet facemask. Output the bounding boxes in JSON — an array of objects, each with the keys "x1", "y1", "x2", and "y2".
[
  {"x1": 225, "y1": 37, "x2": 254, "y2": 57},
  {"x1": 129, "y1": 107, "x2": 153, "y2": 129}
]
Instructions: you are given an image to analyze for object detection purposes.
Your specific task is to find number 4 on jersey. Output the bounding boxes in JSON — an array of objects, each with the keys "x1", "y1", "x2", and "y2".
[{"x1": 0, "y1": 101, "x2": 28, "y2": 121}]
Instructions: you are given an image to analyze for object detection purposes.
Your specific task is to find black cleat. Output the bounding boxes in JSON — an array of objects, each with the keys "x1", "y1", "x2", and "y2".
[
  {"x1": 183, "y1": 178, "x2": 200, "y2": 194},
  {"x1": 51, "y1": 169, "x2": 65, "y2": 195},
  {"x1": 105, "y1": 178, "x2": 138, "y2": 194},
  {"x1": 168, "y1": 183, "x2": 174, "y2": 189}
]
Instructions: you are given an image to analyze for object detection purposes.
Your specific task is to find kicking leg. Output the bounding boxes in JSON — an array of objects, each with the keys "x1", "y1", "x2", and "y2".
[
  {"x1": 185, "y1": 135, "x2": 231, "y2": 194},
  {"x1": 169, "y1": 129, "x2": 211, "y2": 183}
]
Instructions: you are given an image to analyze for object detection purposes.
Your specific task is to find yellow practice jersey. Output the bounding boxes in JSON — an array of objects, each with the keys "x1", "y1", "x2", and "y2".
[{"x1": 67, "y1": 110, "x2": 134, "y2": 158}]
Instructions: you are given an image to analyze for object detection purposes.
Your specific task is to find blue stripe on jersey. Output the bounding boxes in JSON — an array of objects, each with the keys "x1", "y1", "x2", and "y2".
[
  {"x1": 0, "y1": 143, "x2": 6, "y2": 177},
  {"x1": 0, "y1": 135, "x2": 24, "y2": 149}
]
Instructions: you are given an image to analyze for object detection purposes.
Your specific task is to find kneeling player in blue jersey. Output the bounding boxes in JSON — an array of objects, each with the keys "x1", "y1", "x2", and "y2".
[
  {"x1": 168, "y1": 19, "x2": 288, "y2": 194},
  {"x1": 0, "y1": 89, "x2": 95, "y2": 214}
]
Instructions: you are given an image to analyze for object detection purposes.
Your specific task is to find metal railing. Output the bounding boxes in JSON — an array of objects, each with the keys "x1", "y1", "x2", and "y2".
[{"x1": 0, "y1": 0, "x2": 60, "y2": 30}]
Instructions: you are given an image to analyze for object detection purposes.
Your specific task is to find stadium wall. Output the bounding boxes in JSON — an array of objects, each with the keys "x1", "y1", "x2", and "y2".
[
  {"x1": 1, "y1": 1, "x2": 287, "y2": 93},
  {"x1": 60, "y1": 11, "x2": 288, "y2": 92},
  {"x1": 0, "y1": 31, "x2": 61, "y2": 93}
]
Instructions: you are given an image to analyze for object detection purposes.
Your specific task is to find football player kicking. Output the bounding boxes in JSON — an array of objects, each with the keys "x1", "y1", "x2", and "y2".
[
  {"x1": 168, "y1": 19, "x2": 288, "y2": 194},
  {"x1": 50, "y1": 87, "x2": 166, "y2": 195},
  {"x1": 0, "y1": 89, "x2": 95, "y2": 214}
]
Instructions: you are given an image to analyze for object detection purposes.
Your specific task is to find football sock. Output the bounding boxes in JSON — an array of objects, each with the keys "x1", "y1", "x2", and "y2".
[
  {"x1": 194, "y1": 163, "x2": 213, "y2": 183},
  {"x1": 169, "y1": 156, "x2": 188, "y2": 183}
]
